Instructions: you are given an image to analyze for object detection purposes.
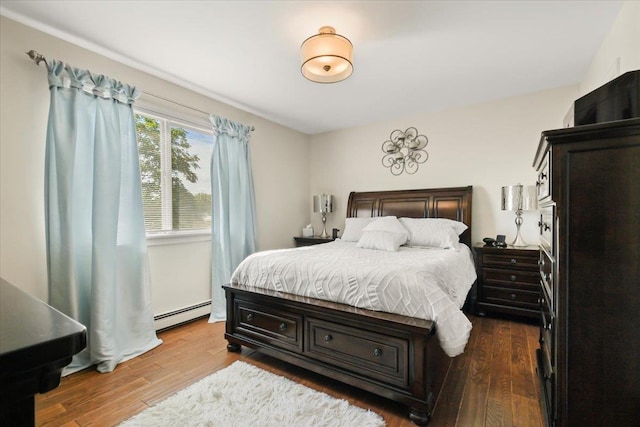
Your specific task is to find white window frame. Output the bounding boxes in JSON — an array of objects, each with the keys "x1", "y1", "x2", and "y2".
[{"x1": 134, "y1": 97, "x2": 214, "y2": 246}]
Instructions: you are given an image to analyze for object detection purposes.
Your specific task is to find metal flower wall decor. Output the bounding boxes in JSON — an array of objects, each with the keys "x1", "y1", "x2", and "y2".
[{"x1": 381, "y1": 127, "x2": 429, "y2": 175}]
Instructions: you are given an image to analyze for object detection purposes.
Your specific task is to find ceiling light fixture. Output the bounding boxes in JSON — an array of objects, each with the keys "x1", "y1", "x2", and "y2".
[{"x1": 300, "y1": 26, "x2": 353, "y2": 84}]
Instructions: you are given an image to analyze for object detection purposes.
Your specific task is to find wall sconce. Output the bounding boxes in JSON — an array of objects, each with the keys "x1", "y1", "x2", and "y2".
[
  {"x1": 501, "y1": 184, "x2": 538, "y2": 247},
  {"x1": 381, "y1": 127, "x2": 429, "y2": 175},
  {"x1": 313, "y1": 194, "x2": 334, "y2": 238},
  {"x1": 301, "y1": 26, "x2": 353, "y2": 83}
]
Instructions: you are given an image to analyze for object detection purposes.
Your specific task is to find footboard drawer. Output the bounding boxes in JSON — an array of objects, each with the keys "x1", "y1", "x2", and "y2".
[
  {"x1": 232, "y1": 299, "x2": 302, "y2": 352},
  {"x1": 305, "y1": 317, "x2": 409, "y2": 388}
]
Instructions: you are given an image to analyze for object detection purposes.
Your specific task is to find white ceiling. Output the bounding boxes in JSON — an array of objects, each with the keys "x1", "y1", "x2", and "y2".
[{"x1": 1, "y1": 1, "x2": 623, "y2": 135}]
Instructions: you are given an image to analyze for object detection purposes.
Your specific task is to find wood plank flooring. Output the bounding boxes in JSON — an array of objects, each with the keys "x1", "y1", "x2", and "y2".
[{"x1": 35, "y1": 315, "x2": 543, "y2": 427}]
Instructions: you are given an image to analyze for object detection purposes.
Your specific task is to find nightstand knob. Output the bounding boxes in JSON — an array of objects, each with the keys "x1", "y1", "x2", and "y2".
[
  {"x1": 373, "y1": 348, "x2": 383, "y2": 357},
  {"x1": 279, "y1": 323, "x2": 287, "y2": 332},
  {"x1": 510, "y1": 274, "x2": 517, "y2": 281},
  {"x1": 324, "y1": 334, "x2": 333, "y2": 343},
  {"x1": 246, "y1": 313, "x2": 254, "y2": 322},
  {"x1": 510, "y1": 258, "x2": 517, "y2": 264},
  {"x1": 510, "y1": 293, "x2": 517, "y2": 300}
]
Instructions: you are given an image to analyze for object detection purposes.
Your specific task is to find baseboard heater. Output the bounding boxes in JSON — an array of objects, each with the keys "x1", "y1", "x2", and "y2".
[{"x1": 154, "y1": 300, "x2": 211, "y2": 332}]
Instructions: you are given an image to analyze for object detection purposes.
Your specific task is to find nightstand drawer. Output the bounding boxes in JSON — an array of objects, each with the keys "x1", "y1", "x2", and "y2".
[
  {"x1": 482, "y1": 253, "x2": 539, "y2": 270},
  {"x1": 483, "y1": 287, "x2": 539, "y2": 310},
  {"x1": 483, "y1": 268, "x2": 539, "y2": 290},
  {"x1": 306, "y1": 317, "x2": 409, "y2": 389}
]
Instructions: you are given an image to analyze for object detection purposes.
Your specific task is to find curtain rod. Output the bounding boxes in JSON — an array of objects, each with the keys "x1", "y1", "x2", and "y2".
[{"x1": 25, "y1": 49, "x2": 255, "y2": 132}]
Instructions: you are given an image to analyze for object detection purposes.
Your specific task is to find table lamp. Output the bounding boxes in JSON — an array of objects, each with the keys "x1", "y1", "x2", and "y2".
[
  {"x1": 313, "y1": 194, "x2": 334, "y2": 238},
  {"x1": 501, "y1": 184, "x2": 538, "y2": 247}
]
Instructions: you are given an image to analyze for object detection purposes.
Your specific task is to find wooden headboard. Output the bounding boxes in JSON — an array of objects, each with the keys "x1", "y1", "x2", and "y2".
[{"x1": 346, "y1": 186, "x2": 473, "y2": 247}]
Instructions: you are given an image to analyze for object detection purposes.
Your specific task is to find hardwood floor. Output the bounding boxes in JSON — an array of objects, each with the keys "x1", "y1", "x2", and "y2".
[{"x1": 35, "y1": 315, "x2": 543, "y2": 427}]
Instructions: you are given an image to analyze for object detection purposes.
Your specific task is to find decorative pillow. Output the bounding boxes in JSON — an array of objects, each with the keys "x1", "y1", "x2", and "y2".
[
  {"x1": 340, "y1": 217, "x2": 376, "y2": 242},
  {"x1": 355, "y1": 216, "x2": 410, "y2": 251},
  {"x1": 362, "y1": 216, "x2": 410, "y2": 241},
  {"x1": 398, "y1": 217, "x2": 467, "y2": 250},
  {"x1": 356, "y1": 230, "x2": 407, "y2": 252}
]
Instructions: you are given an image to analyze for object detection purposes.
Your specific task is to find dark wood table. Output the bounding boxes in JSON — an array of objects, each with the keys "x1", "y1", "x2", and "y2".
[{"x1": 0, "y1": 278, "x2": 86, "y2": 426}]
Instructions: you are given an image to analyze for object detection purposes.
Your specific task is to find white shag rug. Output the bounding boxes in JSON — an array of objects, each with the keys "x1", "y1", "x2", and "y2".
[{"x1": 119, "y1": 361, "x2": 386, "y2": 427}]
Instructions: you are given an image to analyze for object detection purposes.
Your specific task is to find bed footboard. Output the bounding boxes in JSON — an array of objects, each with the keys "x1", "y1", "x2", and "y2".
[{"x1": 224, "y1": 283, "x2": 452, "y2": 425}]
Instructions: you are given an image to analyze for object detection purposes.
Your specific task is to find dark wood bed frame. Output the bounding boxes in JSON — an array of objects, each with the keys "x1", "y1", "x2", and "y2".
[{"x1": 224, "y1": 186, "x2": 473, "y2": 425}]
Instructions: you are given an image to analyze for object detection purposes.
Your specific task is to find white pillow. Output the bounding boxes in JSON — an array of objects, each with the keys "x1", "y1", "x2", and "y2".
[
  {"x1": 340, "y1": 217, "x2": 376, "y2": 242},
  {"x1": 398, "y1": 217, "x2": 467, "y2": 250},
  {"x1": 362, "y1": 216, "x2": 410, "y2": 242},
  {"x1": 356, "y1": 230, "x2": 407, "y2": 252}
]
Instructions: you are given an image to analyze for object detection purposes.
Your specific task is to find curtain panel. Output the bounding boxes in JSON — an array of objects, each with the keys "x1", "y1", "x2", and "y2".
[
  {"x1": 209, "y1": 116, "x2": 257, "y2": 321},
  {"x1": 45, "y1": 59, "x2": 161, "y2": 374}
]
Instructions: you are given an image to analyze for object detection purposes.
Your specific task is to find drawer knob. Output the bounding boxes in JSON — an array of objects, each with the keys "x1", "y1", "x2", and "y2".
[
  {"x1": 279, "y1": 323, "x2": 287, "y2": 332},
  {"x1": 543, "y1": 223, "x2": 551, "y2": 231},
  {"x1": 510, "y1": 293, "x2": 517, "y2": 300},
  {"x1": 246, "y1": 313, "x2": 254, "y2": 322},
  {"x1": 510, "y1": 258, "x2": 517, "y2": 264},
  {"x1": 373, "y1": 348, "x2": 383, "y2": 357},
  {"x1": 324, "y1": 334, "x2": 333, "y2": 343},
  {"x1": 510, "y1": 274, "x2": 517, "y2": 282}
]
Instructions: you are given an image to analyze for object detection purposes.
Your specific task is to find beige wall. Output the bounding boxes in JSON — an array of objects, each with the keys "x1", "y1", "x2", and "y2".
[
  {"x1": 308, "y1": 86, "x2": 578, "y2": 246},
  {"x1": 2, "y1": 0, "x2": 637, "y2": 316},
  {"x1": 0, "y1": 17, "x2": 311, "y2": 315},
  {"x1": 580, "y1": 0, "x2": 640, "y2": 95}
]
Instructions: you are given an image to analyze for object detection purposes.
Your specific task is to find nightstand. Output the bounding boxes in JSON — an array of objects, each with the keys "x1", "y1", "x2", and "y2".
[
  {"x1": 473, "y1": 243, "x2": 539, "y2": 320},
  {"x1": 293, "y1": 236, "x2": 334, "y2": 247}
]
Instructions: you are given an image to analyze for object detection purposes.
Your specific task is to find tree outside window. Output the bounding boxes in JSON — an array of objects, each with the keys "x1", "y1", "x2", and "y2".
[{"x1": 135, "y1": 112, "x2": 212, "y2": 233}]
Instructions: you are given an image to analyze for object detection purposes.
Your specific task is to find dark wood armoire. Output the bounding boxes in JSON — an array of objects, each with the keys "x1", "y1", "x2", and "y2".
[{"x1": 533, "y1": 117, "x2": 640, "y2": 426}]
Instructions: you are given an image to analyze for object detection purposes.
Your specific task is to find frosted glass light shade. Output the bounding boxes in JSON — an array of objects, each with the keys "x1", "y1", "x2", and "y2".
[
  {"x1": 301, "y1": 26, "x2": 353, "y2": 83},
  {"x1": 501, "y1": 185, "x2": 538, "y2": 211},
  {"x1": 313, "y1": 194, "x2": 334, "y2": 213}
]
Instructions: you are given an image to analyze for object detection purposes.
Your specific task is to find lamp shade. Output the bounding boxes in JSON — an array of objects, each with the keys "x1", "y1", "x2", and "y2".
[
  {"x1": 313, "y1": 194, "x2": 334, "y2": 213},
  {"x1": 501, "y1": 185, "x2": 538, "y2": 211},
  {"x1": 301, "y1": 26, "x2": 353, "y2": 83}
]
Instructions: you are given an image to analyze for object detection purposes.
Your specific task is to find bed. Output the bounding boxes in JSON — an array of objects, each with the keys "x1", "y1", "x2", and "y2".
[{"x1": 224, "y1": 186, "x2": 475, "y2": 425}]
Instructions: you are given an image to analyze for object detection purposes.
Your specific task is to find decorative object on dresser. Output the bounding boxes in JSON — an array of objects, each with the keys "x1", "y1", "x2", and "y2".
[
  {"x1": 293, "y1": 236, "x2": 334, "y2": 247},
  {"x1": 300, "y1": 26, "x2": 353, "y2": 84},
  {"x1": 119, "y1": 361, "x2": 385, "y2": 427},
  {"x1": 313, "y1": 193, "x2": 334, "y2": 238},
  {"x1": 381, "y1": 127, "x2": 429, "y2": 175},
  {"x1": 533, "y1": 118, "x2": 640, "y2": 427},
  {"x1": 501, "y1": 184, "x2": 538, "y2": 247},
  {"x1": 224, "y1": 186, "x2": 474, "y2": 426},
  {"x1": 473, "y1": 244, "x2": 539, "y2": 320}
]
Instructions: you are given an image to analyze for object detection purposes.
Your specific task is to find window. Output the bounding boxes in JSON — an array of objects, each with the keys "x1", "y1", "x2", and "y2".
[{"x1": 135, "y1": 111, "x2": 213, "y2": 235}]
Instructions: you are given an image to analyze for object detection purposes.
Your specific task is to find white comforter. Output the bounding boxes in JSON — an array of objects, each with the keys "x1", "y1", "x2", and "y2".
[{"x1": 231, "y1": 240, "x2": 477, "y2": 357}]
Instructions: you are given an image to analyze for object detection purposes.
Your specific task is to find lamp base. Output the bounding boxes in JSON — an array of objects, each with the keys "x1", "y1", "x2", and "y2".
[
  {"x1": 510, "y1": 210, "x2": 529, "y2": 247},
  {"x1": 319, "y1": 212, "x2": 329, "y2": 238}
]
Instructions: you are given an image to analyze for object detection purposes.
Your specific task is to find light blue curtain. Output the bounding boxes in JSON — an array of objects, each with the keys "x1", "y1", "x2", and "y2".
[
  {"x1": 45, "y1": 59, "x2": 162, "y2": 374},
  {"x1": 209, "y1": 116, "x2": 257, "y2": 321}
]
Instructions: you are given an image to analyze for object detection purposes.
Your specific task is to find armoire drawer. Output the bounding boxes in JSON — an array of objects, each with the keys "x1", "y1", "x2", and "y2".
[
  {"x1": 536, "y1": 150, "x2": 551, "y2": 201},
  {"x1": 539, "y1": 249, "x2": 554, "y2": 309},
  {"x1": 233, "y1": 299, "x2": 302, "y2": 352},
  {"x1": 538, "y1": 205, "x2": 555, "y2": 253},
  {"x1": 306, "y1": 317, "x2": 409, "y2": 388}
]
